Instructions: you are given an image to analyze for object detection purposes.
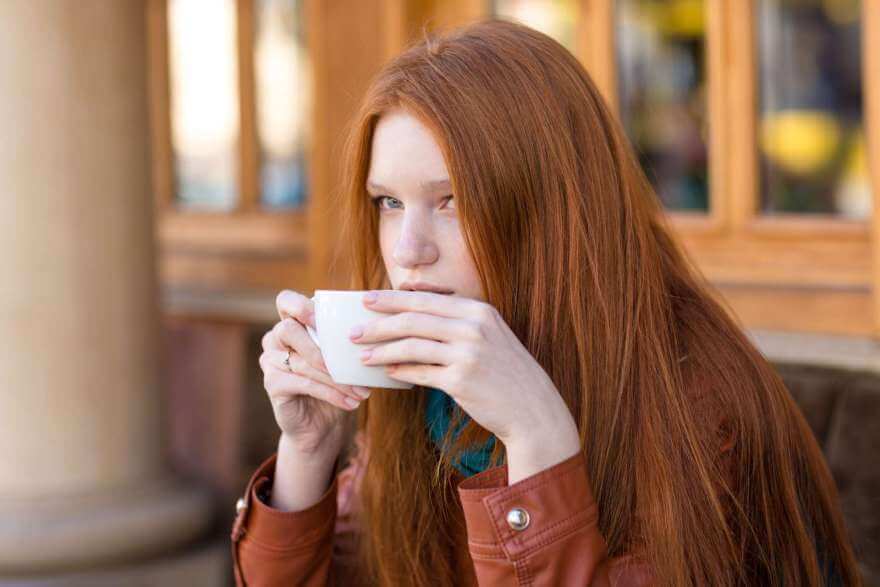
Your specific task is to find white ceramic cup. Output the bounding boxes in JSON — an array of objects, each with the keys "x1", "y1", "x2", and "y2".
[{"x1": 305, "y1": 289, "x2": 415, "y2": 390}]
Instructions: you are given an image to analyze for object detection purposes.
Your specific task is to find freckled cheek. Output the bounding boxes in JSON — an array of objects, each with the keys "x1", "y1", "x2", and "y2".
[
  {"x1": 436, "y1": 223, "x2": 468, "y2": 260},
  {"x1": 377, "y1": 225, "x2": 397, "y2": 270},
  {"x1": 440, "y1": 227, "x2": 483, "y2": 299}
]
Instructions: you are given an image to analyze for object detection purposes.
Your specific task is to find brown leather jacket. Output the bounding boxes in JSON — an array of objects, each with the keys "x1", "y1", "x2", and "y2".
[{"x1": 230, "y1": 417, "x2": 732, "y2": 586}]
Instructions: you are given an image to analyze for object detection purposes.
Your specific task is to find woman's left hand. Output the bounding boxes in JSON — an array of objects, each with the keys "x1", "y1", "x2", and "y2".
[{"x1": 350, "y1": 290, "x2": 581, "y2": 482}]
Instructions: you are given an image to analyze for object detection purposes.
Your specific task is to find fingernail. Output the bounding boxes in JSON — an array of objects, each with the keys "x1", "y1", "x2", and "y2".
[
  {"x1": 359, "y1": 349, "x2": 372, "y2": 361},
  {"x1": 344, "y1": 397, "x2": 360, "y2": 408},
  {"x1": 363, "y1": 292, "x2": 378, "y2": 303},
  {"x1": 349, "y1": 325, "x2": 363, "y2": 340},
  {"x1": 353, "y1": 386, "x2": 371, "y2": 399}
]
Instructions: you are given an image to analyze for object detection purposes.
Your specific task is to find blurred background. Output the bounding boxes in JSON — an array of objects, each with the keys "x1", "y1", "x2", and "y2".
[{"x1": 1, "y1": 0, "x2": 877, "y2": 585}]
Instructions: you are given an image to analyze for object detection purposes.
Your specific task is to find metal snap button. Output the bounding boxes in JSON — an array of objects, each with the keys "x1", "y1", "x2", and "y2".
[
  {"x1": 236, "y1": 497, "x2": 247, "y2": 515},
  {"x1": 506, "y1": 507, "x2": 530, "y2": 531}
]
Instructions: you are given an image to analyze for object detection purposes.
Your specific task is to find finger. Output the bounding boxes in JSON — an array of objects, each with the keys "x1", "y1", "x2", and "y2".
[
  {"x1": 383, "y1": 363, "x2": 445, "y2": 388},
  {"x1": 353, "y1": 311, "x2": 477, "y2": 344},
  {"x1": 262, "y1": 349, "x2": 370, "y2": 400},
  {"x1": 262, "y1": 328, "x2": 285, "y2": 352},
  {"x1": 265, "y1": 365, "x2": 362, "y2": 411},
  {"x1": 362, "y1": 289, "x2": 487, "y2": 320},
  {"x1": 361, "y1": 337, "x2": 455, "y2": 367},
  {"x1": 276, "y1": 289, "x2": 316, "y2": 328},
  {"x1": 272, "y1": 318, "x2": 327, "y2": 372}
]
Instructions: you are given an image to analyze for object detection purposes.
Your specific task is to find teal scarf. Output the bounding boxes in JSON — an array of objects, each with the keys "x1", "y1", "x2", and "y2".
[{"x1": 425, "y1": 386, "x2": 499, "y2": 477}]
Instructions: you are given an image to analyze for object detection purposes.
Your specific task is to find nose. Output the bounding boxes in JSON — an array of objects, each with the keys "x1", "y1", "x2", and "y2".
[{"x1": 392, "y1": 216, "x2": 439, "y2": 268}]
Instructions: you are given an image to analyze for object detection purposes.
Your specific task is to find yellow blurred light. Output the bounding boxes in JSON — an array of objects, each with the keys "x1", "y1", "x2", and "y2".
[
  {"x1": 842, "y1": 128, "x2": 867, "y2": 178},
  {"x1": 661, "y1": 0, "x2": 705, "y2": 37},
  {"x1": 760, "y1": 110, "x2": 841, "y2": 175},
  {"x1": 822, "y1": 0, "x2": 860, "y2": 26}
]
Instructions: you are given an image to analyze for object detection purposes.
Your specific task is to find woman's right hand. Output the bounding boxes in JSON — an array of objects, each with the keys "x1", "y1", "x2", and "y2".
[{"x1": 259, "y1": 290, "x2": 372, "y2": 455}]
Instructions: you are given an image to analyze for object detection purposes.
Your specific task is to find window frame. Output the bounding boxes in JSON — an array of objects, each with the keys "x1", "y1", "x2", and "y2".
[
  {"x1": 481, "y1": 0, "x2": 879, "y2": 335},
  {"x1": 148, "y1": 0, "x2": 395, "y2": 294},
  {"x1": 148, "y1": 0, "x2": 880, "y2": 336}
]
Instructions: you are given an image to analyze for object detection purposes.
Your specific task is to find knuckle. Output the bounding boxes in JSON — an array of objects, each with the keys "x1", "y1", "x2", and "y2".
[
  {"x1": 448, "y1": 365, "x2": 467, "y2": 388},
  {"x1": 308, "y1": 354, "x2": 326, "y2": 373},
  {"x1": 274, "y1": 318, "x2": 298, "y2": 343},
  {"x1": 475, "y1": 302, "x2": 496, "y2": 324},
  {"x1": 290, "y1": 297, "x2": 306, "y2": 317},
  {"x1": 297, "y1": 375, "x2": 313, "y2": 391},
  {"x1": 463, "y1": 322, "x2": 483, "y2": 341},
  {"x1": 459, "y1": 343, "x2": 480, "y2": 368},
  {"x1": 290, "y1": 354, "x2": 307, "y2": 375},
  {"x1": 399, "y1": 312, "x2": 415, "y2": 331}
]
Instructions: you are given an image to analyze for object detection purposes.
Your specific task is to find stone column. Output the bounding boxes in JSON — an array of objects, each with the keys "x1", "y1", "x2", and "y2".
[{"x1": 0, "y1": 1, "x2": 216, "y2": 580}]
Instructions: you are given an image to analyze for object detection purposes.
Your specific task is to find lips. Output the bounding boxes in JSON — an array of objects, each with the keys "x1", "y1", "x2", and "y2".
[
  {"x1": 399, "y1": 282, "x2": 454, "y2": 295},
  {"x1": 402, "y1": 288, "x2": 454, "y2": 295}
]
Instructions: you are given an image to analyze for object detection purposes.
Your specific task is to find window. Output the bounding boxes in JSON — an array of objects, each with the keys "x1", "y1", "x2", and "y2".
[
  {"x1": 149, "y1": 0, "x2": 880, "y2": 335},
  {"x1": 255, "y1": 0, "x2": 312, "y2": 209},
  {"x1": 616, "y1": 0, "x2": 709, "y2": 211},
  {"x1": 167, "y1": 0, "x2": 240, "y2": 210},
  {"x1": 757, "y1": 0, "x2": 867, "y2": 218}
]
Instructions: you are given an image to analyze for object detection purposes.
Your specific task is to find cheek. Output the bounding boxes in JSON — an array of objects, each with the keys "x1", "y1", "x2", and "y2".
[
  {"x1": 377, "y1": 223, "x2": 397, "y2": 268},
  {"x1": 443, "y1": 227, "x2": 483, "y2": 294}
]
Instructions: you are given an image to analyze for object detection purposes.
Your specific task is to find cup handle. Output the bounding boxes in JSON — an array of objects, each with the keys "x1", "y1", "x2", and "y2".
[{"x1": 305, "y1": 296, "x2": 320, "y2": 348}]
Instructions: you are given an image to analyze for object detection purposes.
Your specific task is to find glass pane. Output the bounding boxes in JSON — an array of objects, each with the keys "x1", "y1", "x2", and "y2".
[
  {"x1": 168, "y1": 0, "x2": 240, "y2": 210},
  {"x1": 255, "y1": 0, "x2": 312, "y2": 209},
  {"x1": 616, "y1": 0, "x2": 709, "y2": 212},
  {"x1": 490, "y1": 0, "x2": 579, "y2": 54},
  {"x1": 757, "y1": 0, "x2": 867, "y2": 218}
]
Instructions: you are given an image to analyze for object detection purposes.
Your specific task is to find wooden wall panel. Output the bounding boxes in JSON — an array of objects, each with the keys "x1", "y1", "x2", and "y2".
[
  {"x1": 866, "y1": 0, "x2": 880, "y2": 335},
  {"x1": 146, "y1": 0, "x2": 174, "y2": 211},
  {"x1": 308, "y1": 0, "x2": 393, "y2": 291},
  {"x1": 714, "y1": 285, "x2": 874, "y2": 337},
  {"x1": 679, "y1": 232, "x2": 872, "y2": 289},
  {"x1": 236, "y1": 0, "x2": 259, "y2": 211},
  {"x1": 580, "y1": 0, "x2": 616, "y2": 112}
]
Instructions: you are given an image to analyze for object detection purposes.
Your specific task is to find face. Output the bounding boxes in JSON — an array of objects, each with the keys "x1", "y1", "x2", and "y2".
[{"x1": 366, "y1": 108, "x2": 485, "y2": 301}]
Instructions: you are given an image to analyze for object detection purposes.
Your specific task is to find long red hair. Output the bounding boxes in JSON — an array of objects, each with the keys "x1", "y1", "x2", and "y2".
[{"x1": 333, "y1": 18, "x2": 861, "y2": 586}]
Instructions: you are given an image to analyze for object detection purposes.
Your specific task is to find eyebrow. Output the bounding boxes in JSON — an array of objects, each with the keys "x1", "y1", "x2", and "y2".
[{"x1": 366, "y1": 178, "x2": 451, "y2": 194}]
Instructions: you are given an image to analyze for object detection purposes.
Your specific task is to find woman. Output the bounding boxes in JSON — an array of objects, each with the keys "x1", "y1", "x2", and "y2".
[{"x1": 231, "y1": 19, "x2": 860, "y2": 586}]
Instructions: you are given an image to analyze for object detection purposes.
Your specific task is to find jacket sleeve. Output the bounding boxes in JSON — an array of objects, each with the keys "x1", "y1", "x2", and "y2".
[
  {"x1": 230, "y1": 436, "x2": 367, "y2": 587},
  {"x1": 457, "y1": 450, "x2": 654, "y2": 586},
  {"x1": 457, "y1": 430, "x2": 738, "y2": 586}
]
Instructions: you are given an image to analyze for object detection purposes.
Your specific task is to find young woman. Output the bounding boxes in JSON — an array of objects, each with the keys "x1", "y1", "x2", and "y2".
[{"x1": 231, "y1": 19, "x2": 860, "y2": 586}]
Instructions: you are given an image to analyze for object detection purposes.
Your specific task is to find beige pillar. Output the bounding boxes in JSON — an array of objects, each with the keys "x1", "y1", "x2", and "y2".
[{"x1": 0, "y1": 0, "x2": 215, "y2": 577}]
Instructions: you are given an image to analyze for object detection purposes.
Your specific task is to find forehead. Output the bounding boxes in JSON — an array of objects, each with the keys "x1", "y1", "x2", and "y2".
[{"x1": 367, "y1": 109, "x2": 449, "y2": 192}]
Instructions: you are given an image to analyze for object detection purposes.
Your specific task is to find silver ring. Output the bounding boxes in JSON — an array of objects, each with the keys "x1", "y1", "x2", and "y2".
[{"x1": 283, "y1": 350, "x2": 292, "y2": 372}]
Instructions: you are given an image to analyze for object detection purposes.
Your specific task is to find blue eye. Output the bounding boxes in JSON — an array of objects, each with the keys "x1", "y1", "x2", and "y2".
[
  {"x1": 370, "y1": 195, "x2": 455, "y2": 211},
  {"x1": 372, "y1": 196, "x2": 402, "y2": 210}
]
